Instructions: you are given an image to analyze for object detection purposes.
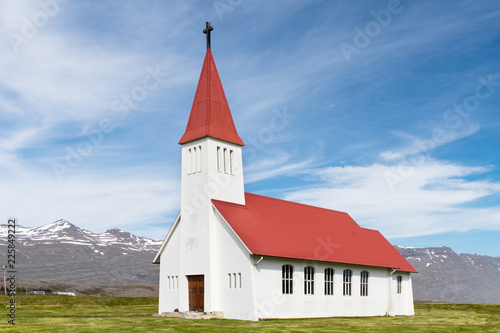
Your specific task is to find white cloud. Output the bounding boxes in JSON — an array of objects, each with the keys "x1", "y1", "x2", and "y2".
[
  {"x1": 0, "y1": 127, "x2": 42, "y2": 153},
  {"x1": 284, "y1": 158, "x2": 500, "y2": 238},
  {"x1": 381, "y1": 124, "x2": 481, "y2": 161},
  {"x1": 244, "y1": 151, "x2": 316, "y2": 184},
  {"x1": 0, "y1": 169, "x2": 180, "y2": 238}
]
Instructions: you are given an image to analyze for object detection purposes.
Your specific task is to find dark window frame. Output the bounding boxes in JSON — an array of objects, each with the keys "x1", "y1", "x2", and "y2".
[
  {"x1": 304, "y1": 266, "x2": 315, "y2": 295},
  {"x1": 282, "y1": 264, "x2": 294, "y2": 294},
  {"x1": 397, "y1": 275, "x2": 403, "y2": 294},
  {"x1": 360, "y1": 270, "x2": 369, "y2": 296},
  {"x1": 343, "y1": 269, "x2": 352, "y2": 296},
  {"x1": 324, "y1": 268, "x2": 334, "y2": 295}
]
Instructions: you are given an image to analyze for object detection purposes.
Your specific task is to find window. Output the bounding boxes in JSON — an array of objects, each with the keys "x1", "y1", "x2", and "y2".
[
  {"x1": 216, "y1": 146, "x2": 234, "y2": 175},
  {"x1": 230, "y1": 150, "x2": 234, "y2": 174},
  {"x1": 360, "y1": 271, "x2": 369, "y2": 296},
  {"x1": 397, "y1": 275, "x2": 402, "y2": 294},
  {"x1": 223, "y1": 148, "x2": 228, "y2": 173},
  {"x1": 304, "y1": 266, "x2": 315, "y2": 295},
  {"x1": 282, "y1": 264, "x2": 294, "y2": 294},
  {"x1": 228, "y1": 272, "x2": 242, "y2": 289},
  {"x1": 343, "y1": 269, "x2": 352, "y2": 296},
  {"x1": 217, "y1": 146, "x2": 222, "y2": 172},
  {"x1": 188, "y1": 146, "x2": 202, "y2": 174},
  {"x1": 324, "y1": 268, "x2": 334, "y2": 295},
  {"x1": 167, "y1": 275, "x2": 178, "y2": 290},
  {"x1": 197, "y1": 146, "x2": 202, "y2": 172},
  {"x1": 192, "y1": 147, "x2": 197, "y2": 174}
]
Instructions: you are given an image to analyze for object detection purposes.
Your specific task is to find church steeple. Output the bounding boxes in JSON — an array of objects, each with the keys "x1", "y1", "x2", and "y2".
[
  {"x1": 179, "y1": 23, "x2": 244, "y2": 146},
  {"x1": 179, "y1": 22, "x2": 245, "y2": 208}
]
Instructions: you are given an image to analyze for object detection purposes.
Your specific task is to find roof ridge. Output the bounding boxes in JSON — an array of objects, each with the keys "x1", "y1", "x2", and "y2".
[
  {"x1": 244, "y1": 192, "x2": 349, "y2": 215},
  {"x1": 211, "y1": 198, "x2": 247, "y2": 208},
  {"x1": 205, "y1": 49, "x2": 211, "y2": 136}
]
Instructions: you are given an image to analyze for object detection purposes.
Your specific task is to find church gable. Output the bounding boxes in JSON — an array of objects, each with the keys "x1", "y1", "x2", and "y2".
[
  {"x1": 152, "y1": 212, "x2": 180, "y2": 264},
  {"x1": 212, "y1": 204, "x2": 252, "y2": 256}
]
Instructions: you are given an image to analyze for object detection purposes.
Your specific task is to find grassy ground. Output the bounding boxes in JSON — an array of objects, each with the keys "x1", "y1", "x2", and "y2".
[{"x1": 0, "y1": 296, "x2": 498, "y2": 332}]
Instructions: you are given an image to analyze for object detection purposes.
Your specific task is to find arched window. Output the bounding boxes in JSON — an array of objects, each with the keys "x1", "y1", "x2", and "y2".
[
  {"x1": 343, "y1": 269, "x2": 352, "y2": 296},
  {"x1": 282, "y1": 264, "x2": 294, "y2": 294},
  {"x1": 304, "y1": 266, "x2": 315, "y2": 295},
  {"x1": 360, "y1": 270, "x2": 369, "y2": 296},
  {"x1": 324, "y1": 268, "x2": 334, "y2": 295},
  {"x1": 397, "y1": 275, "x2": 403, "y2": 294}
]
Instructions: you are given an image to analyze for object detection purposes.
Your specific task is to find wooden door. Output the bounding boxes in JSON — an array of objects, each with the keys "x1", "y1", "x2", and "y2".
[{"x1": 188, "y1": 275, "x2": 204, "y2": 312}]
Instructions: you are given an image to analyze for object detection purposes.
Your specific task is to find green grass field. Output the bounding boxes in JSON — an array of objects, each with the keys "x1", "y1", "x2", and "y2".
[{"x1": 0, "y1": 296, "x2": 498, "y2": 332}]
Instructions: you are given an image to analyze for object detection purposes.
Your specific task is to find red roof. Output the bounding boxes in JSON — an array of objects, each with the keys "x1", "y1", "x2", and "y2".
[
  {"x1": 179, "y1": 49, "x2": 244, "y2": 146},
  {"x1": 212, "y1": 193, "x2": 417, "y2": 273}
]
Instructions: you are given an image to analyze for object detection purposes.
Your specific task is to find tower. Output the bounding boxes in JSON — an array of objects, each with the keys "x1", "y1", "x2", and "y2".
[
  {"x1": 178, "y1": 46, "x2": 246, "y2": 210},
  {"x1": 176, "y1": 22, "x2": 245, "y2": 312}
]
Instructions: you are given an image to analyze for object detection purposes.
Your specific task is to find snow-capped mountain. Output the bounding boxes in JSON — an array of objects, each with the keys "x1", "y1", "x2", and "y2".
[
  {"x1": 2, "y1": 219, "x2": 161, "y2": 250},
  {"x1": 395, "y1": 246, "x2": 500, "y2": 304},
  {"x1": 0, "y1": 219, "x2": 162, "y2": 285}
]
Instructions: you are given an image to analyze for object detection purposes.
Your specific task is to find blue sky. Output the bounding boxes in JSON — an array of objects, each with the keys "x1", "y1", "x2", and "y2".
[{"x1": 1, "y1": 0, "x2": 499, "y2": 256}]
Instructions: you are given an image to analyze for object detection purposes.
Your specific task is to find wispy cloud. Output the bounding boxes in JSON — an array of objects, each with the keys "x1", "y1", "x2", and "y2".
[
  {"x1": 380, "y1": 124, "x2": 481, "y2": 161},
  {"x1": 245, "y1": 154, "x2": 315, "y2": 184},
  {"x1": 284, "y1": 158, "x2": 500, "y2": 238},
  {"x1": 0, "y1": 168, "x2": 179, "y2": 236}
]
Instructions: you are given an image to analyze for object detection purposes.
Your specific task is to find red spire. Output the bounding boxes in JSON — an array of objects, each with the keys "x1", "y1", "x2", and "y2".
[{"x1": 179, "y1": 49, "x2": 244, "y2": 146}]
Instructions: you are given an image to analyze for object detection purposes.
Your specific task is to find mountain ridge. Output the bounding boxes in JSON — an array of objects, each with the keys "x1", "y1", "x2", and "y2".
[
  {"x1": 0, "y1": 219, "x2": 162, "y2": 285},
  {"x1": 0, "y1": 220, "x2": 498, "y2": 303},
  {"x1": 0, "y1": 219, "x2": 161, "y2": 249},
  {"x1": 395, "y1": 245, "x2": 500, "y2": 304}
]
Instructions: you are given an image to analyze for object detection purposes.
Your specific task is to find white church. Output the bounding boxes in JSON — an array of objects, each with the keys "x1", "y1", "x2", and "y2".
[{"x1": 153, "y1": 23, "x2": 416, "y2": 321}]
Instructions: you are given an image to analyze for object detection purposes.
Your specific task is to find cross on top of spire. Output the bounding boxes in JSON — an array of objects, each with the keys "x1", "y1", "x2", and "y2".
[
  {"x1": 179, "y1": 27, "x2": 244, "y2": 146},
  {"x1": 203, "y1": 21, "x2": 214, "y2": 49}
]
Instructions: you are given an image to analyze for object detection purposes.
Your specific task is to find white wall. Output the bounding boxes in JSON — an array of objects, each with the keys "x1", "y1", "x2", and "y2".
[
  {"x1": 253, "y1": 257, "x2": 414, "y2": 319},
  {"x1": 181, "y1": 138, "x2": 244, "y2": 211},
  {"x1": 204, "y1": 138, "x2": 245, "y2": 205},
  {"x1": 388, "y1": 272, "x2": 415, "y2": 316},
  {"x1": 173, "y1": 137, "x2": 245, "y2": 312},
  {"x1": 158, "y1": 219, "x2": 181, "y2": 313},
  {"x1": 210, "y1": 207, "x2": 257, "y2": 320}
]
